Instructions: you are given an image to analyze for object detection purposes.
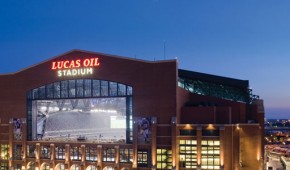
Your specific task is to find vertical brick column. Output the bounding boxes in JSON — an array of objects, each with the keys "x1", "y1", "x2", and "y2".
[
  {"x1": 219, "y1": 126, "x2": 225, "y2": 170},
  {"x1": 132, "y1": 118, "x2": 138, "y2": 169},
  {"x1": 196, "y1": 126, "x2": 202, "y2": 170},
  {"x1": 9, "y1": 119, "x2": 14, "y2": 169},
  {"x1": 171, "y1": 117, "x2": 177, "y2": 170},
  {"x1": 65, "y1": 144, "x2": 70, "y2": 170},
  {"x1": 50, "y1": 144, "x2": 55, "y2": 170},
  {"x1": 114, "y1": 145, "x2": 119, "y2": 170},
  {"x1": 81, "y1": 145, "x2": 86, "y2": 170},
  {"x1": 97, "y1": 145, "x2": 102, "y2": 169},
  {"x1": 151, "y1": 117, "x2": 157, "y2": 169}
]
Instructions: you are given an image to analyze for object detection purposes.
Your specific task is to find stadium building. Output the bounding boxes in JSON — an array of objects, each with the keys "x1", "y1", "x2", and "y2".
[{"x1": 0, "y1": 50, "x2": 264, "y2": 170}]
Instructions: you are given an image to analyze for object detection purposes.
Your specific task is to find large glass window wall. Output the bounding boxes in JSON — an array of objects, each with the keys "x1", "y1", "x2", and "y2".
[
  {"x1": 40, "y1": 145, "x2": 50, "y2": 159},
  {"x1": 27, "y1": 79, "x2": 133, "y2": 143},
  {"x1": 0, "y1": 162, "x2": 8, "y2": 170},
  {"x1": 0, "y1": 144, "x2": 9, "y2": 160},
  {"x1": 156, "y1": 149, "x2": 172, "y2": 169},
  {"x1": 55, "y1": 146, "x2": 65, "y2": 160},
  {"x1": 27, "y1": 145, "x2": 36, "y2": 158},
  {"x1": 86, "y1": 146, "x2": 98, "y2": 161},
  {"x1": 119, "y1": 148, "x2": 133, "y2": 163},
  {"x1": 70, "y1": 146, "x2": 81, "y2": 161},
  {"x1": 102, "y1": 148, "x2": 115, "y2": 162},
  {"x1": 201, "y1": 140, "x2": 220, "y2": 170},
  {"x1": 179, "y1": 140, "x2": 197, "y2": 169}
]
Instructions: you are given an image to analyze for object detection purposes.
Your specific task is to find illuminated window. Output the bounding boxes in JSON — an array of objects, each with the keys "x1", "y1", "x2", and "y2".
[
  {"x1": 120, "y1": 148, "x2": 133, "y2": 163},
  {"x1": 103, "y1": 148, "x2": 115, "y2": 162},
  {"x1": 27, "y1": 145, "x2": 36, "y2": 158},
  {"x1": 0, "y1": 162, "x2": 8, "y2": 170},
  {"x1": 156, "y1": 149, "x2": 172, "y2": 169},
  {"x1": 13, "y1": 164, "x2": 21, "y2": 170},
  {"x1": 179, "y1": 140, "x2": 197, "y2": 169},
  {"x1": 70, "y1": 146, "x2": 81, "y2": 161},
  {"x1": 40, "y1": 145, "x2": 50, "y2": 159},
  {"x1": 201, "y1": 140, "x2": 220, "y2": 169},
  {"x1": 55, "y1": 146, "x2": 65, "y2": 160},
  {"x1": 41, "y1": 163, "x2": 50, "y2": 170},
  {"x1": 0, "y1": 144, "x2": 9, "y2": 160},
  {"x1": 86, "y1": 146, "x2": 98, "y2": 161},
  {"x1": 137, "y1": 150, "x2": 148, "y2": 167}
]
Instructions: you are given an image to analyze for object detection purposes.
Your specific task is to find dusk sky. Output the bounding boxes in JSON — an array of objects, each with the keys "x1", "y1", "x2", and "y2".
[{"x1": 0, "y1": 1, "x2": 289, "y2": 119}]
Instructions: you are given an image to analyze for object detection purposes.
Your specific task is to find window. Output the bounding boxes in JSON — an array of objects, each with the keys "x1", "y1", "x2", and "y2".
[
  {"x1": 84, "y1": 79, "x2": 92, "y2": 97},
  {"x1": 118, "y1": 84, "x2": 126, "y2": 96},
  {"x1": 0, "y1": 162, "x2": 8, "y2": 170},
  {"x1": 156, "y1": 149, "x2": 172, "y2": 169},
  {"x1": 41, "y1": 163, "x2": 50, "y2": 170},
  {"x1": 179, "y1": 140, "x2": 197, "y2": 169},
  {"x1": 61, "y1": 81, "x2": 68, "y2": 98},
  {"x1": 70, "y1": 146, "x2": 81, "y2": 161},
  {"x1": 40, "y1": 145, "x2": 50, "y2": 159},
  {"x1": 109, "y1": 82, "x2": 117, "y2": 96},
  {"x1": 92, "y1": 80, "x2": 100, "y2": 97},
  {"x1": 55, "y1": 146, "x2": 65, "y2": 160},
  {"x1": 86, "y1": 146, "x2": 98, "y2": 161},
  {"x1": 180, "y1": 130, "x2": 196, "y2": 136},
  {"x1": 0, "y1": 144, "x2": 9, "y2": 160},
  {"x1": 13, "y1": 145, "x2": 22, "y2": 160},
  {"x1": 54, "y1": 82, "x2": 61, "y2": 98},
  {"x1": 27, "y1": 145, "x2": 36, "y2": 158},
  {"x1": 76, "y1": 79, "x2": 84, "y2": 97},
  {"x1": 13, "y1": 164, "x2": 21, "y2": 170},
  {"x1": 69, "y1": 80, "x2": 76, "y2": 97},
  {"x1": 101, "y1": 81, "x2": 108, "y2": 96},
  {"x1": 103, "y1": 148, "x2": 115, "y2": 162},
  {"x1": 120, "y1": 148, "x2": 133, "y2": 163},
  {"x1": 137, "y1": 150, "x2": 148, "y2": 167},
  {"x1": 201, "y1": 140, "x2": 220, "y2": 169}
]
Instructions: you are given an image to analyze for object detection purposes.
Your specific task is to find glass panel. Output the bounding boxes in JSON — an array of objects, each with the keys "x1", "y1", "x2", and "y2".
[
  {"x1": 76, "y1": 79, "x2": 84, "y2": 97},
  {"x1": 118, "y1": 84, "x2": 126, "y2": 96},
  {"x1": 33, "y1": 88, "x2": 39, "y2": 99},
  {"x1": 39, "y1": 86, "x2": 46, "y2": 99},
  {"x1": 27, "y1": 145, "x2": 36, "y2": 158},
  {"x1": 84, "y1": 79, "x2": 92, "y2": 97},
  {"x1": 54, "y1": 82, "x2": 61, "y2": 98},
  {"x1": 46, "y1": 84, "x2": 54, "y2": 99},
  {"x1": 101, "y1": 81, "x2": 108, "y2": 96},
  {"x1": 69, "y1": 80, "x2": 76, "y2": 98},
  {"x1": 61, "y1": 81, "x2": 68, "y2": 98},
  {"x1": 109, "y1": 82, "x2": 117, "y2": 96},
  {"x1": 92, "y1": 80, "x2": 100, "y2": 97},
  {"x1": 0, "y1": 144, "x2": 9, "y2": 160},
  {"x1": 127, "y1": 86, "x2": 132, "y2": 95}
]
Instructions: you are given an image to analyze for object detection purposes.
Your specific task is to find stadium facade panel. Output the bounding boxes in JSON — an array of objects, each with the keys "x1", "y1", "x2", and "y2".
[{"x1": 0, "y1": 50, "x2": 264, "y2": 170}]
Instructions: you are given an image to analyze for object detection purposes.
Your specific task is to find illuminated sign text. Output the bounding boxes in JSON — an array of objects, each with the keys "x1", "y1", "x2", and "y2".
[{"x1": 51, "y1": 58, "x2": 100, "y2": 77}]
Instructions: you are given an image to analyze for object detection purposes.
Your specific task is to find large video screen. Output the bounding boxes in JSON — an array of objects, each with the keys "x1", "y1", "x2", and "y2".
[{"x1": 32, "y1": 98, "x2": 126, "y2": 143}]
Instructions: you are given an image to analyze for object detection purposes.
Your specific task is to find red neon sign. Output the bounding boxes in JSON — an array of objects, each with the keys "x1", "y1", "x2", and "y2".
[{"x1": 51, "y1": 58, "x2": 100, "y2": 70}]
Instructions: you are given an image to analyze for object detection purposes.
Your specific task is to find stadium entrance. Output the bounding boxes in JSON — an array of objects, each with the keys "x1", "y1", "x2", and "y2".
[{"x1": 26, "y1": 79, "x2": 133, "y2": 143}]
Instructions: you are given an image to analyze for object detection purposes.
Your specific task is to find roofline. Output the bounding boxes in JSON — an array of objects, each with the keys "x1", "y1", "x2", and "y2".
[{"x1": 0, "y1": 49, "x2": 177, "y2": 75}]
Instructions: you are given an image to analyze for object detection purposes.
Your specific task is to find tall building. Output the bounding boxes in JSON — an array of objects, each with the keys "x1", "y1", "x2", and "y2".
[{"x1": 0, "y1": 50, "x2": 264, "y2": 170}]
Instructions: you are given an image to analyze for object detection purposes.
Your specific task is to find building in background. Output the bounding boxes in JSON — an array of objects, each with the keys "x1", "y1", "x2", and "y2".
[{"x1": 0, "y1": 50, "x2": 264, "y2": 170}]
